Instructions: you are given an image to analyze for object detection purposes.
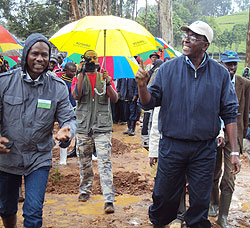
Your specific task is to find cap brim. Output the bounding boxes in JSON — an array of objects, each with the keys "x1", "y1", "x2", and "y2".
[
  {"x1": 221, "y1": 59, "x2": 241, "y2": 63},
  {"x1": 180, "y1": 25, "x2": 189, "y2": 32}
]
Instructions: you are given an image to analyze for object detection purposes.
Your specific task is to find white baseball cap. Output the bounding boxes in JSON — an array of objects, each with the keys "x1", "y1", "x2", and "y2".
[{"x1": 180, "y1": 21, "x2": 213, "y2": 43}]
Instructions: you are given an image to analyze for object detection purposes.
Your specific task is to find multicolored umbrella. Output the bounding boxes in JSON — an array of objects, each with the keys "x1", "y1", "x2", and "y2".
[
  {"x1": 0, "y1": 25, "x2": 23, "y2": 52},
  {"x1": 3, "y1": 56, "x2": 19, "y2": 68},
  {"x1": 1, "y1": 49, "x2": 21, "y2": 57},
  {"x1": 139, "y1": 37, "x2": 181, "y2": 65},
  {"x1": 68, "y1": 53, "x2": 139, "y2": 79},
  {"x1": 49, "y1": 15, "x2": 157, "y2": 58}
]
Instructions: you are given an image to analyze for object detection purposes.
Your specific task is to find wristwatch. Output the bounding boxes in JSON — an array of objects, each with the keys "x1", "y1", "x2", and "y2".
[{"x1": 106, "y1": 81, "x2": 112, "y2": 86}]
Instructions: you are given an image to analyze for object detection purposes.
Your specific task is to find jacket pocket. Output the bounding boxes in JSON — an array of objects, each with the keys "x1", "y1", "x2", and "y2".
[
  {"x1": 98, "y1": 95, "x2": 108, "y2": 105},
  {"x1": 3, "y1": 95, "x2": 23, "y2": 124},
  {"x1": 97, "y1": 112, "x2": 112, "y2": 128},
  {"x1": 76, "y1": 112, "x2": 87, "y2": 128}
]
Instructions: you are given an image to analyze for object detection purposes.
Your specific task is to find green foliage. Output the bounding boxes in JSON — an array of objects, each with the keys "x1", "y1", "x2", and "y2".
[
  {"x1": 181, "y1": 0, "x2": 202, "y2": 21},
  {"x1": 50, "y1": 166, "x2": 62, "y2": 185},
  {"x1": 136, "y1": 5, "x2": 158, "y2": 37},
  {"x1": 215, "y1": 10, "x2": 249, "y2": 31},
  {"x1": 233, "y1": 0, "x2": 250, "y2": 11},
  {"x1": 172, "y1": 12, "x2": 184, "y2": 47},
  {"x1": 210, "y1": 10, "x2": 249, "y2": 54},
  {"x1": 173, "y1": 1, "x2": 192, "y2": 24},
  {"x1": 4, "y1": 0, "x2": 69, "y2": 39},
  {"x1": 200, "y1": 0, "x2": 233, "y2": 17}
]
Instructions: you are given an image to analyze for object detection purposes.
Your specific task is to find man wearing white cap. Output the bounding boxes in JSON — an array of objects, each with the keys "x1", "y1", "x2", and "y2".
[{"x1": 135, "y1": 21, "x2": 240, "y2": 228}]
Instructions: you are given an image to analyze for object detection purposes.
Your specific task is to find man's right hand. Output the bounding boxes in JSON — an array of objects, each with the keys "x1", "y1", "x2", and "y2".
[
  {"x1": 135, "y1": 58, "x2": 149, "y2": 87},
  {"x1": 231, "y1": 155, "x2": 241, "y2": 175},
  {"x1": 0, "y1": 137, "x2": 10, "y2": 154}
]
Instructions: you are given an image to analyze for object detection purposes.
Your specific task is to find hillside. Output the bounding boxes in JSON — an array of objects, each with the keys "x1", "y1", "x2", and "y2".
[
  {"x1": 210, "y1": 10, "x2": 249, "y2": 54},
  {"x1": 215, "y1": 10, "x2": 249, "y2": 32},
  {"x1": 207, "y1": 10, "x2": 249, "y2": 73}
]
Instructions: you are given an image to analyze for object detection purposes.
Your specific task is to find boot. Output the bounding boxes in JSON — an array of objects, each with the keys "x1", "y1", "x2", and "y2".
[
  {"x1": 123, "y1": 120, "x2": 131, "y2": 134},
  {"x1": 2, "y1": 215, "x2": 17, "y2": 228},
  {"x1": 128, "y1": 120, "x2": 136, "y2": 136},
  {"x1": 216, "y1": 193, "x2": 233, "y2": 228},
  {"x1": 67, "y1": 145, "x2": 77, "y2": 158},
  {"x1": 208, "y1": 203, "x2": 219, "y2": 217},
  {"x1": 59, "y1": 148, "x2": 67, "y2": 165},
  {"x1": 209, "y1": 173, "x2": 220, "y2": 217}
]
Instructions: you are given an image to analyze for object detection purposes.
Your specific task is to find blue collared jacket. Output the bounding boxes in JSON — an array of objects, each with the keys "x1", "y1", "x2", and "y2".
[{"x1": 142, "y1": 54, "x2": 239, "y2": 141}]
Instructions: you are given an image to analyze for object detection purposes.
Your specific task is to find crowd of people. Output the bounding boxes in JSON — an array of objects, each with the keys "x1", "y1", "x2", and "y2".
[{"x1": 0, "y1": 20, "x2": 250, "y2": 228}]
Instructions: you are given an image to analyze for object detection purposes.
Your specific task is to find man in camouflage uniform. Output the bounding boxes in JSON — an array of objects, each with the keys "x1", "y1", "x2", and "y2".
[{"x1": 72, "y1": 50, "x2": 118, "y2": 213}]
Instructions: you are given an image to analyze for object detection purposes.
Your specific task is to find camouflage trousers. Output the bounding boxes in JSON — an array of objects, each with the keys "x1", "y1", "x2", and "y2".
[{"x1": 76, "y1": 132, "x2": 115, "y2": 203}]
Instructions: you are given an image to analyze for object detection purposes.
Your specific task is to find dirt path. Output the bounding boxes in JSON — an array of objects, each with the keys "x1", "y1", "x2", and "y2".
[{"x1": 2, "y1": 123, "x2": 250, "y2": 227}]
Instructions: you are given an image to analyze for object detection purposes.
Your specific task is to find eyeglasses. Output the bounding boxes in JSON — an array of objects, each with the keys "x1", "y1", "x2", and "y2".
[{"x1": 182, "y1": 33, "x2": 207, "y2": 42}]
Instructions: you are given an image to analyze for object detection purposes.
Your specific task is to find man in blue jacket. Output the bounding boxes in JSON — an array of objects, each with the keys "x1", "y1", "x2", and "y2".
[
  {"x1": 0, "y1": 33, "x2": 77, "y2": 228},
  {"x1": 135, "y1": 21, "x2": 240, "y2": 228},
  {"x1": 117, "y1": 78, "x2": 138, "y2": 136}
]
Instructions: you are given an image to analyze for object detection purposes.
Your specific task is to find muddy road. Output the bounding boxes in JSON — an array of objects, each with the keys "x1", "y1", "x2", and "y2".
[{"x1": 2, "y1": 123, "x2": 250, "y2": 227}]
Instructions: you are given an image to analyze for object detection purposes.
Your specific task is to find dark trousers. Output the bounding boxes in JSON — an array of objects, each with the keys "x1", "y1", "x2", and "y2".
[
  {"x1": 149, "y1": 136, "x2": 217, "y2": 228},
  {"x1": 114, "y1": 99, "x2": 126, "y2": 122},
  {"x1": 123, "y1": 100, "x2": 138, "y2": 121}
]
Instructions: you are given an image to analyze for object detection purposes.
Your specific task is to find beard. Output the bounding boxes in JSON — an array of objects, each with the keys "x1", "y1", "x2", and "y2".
[{"x1": 85, "y1": 62, "x2": 99, "y2": 72}]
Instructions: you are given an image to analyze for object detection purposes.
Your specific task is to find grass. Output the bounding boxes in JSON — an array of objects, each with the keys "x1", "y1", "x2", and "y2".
[
  {"x1": 50, "y1": 166, "x2": 63, "y2": 184},
  {"x1": 207, "y1": 10, "x2": 249, "y2": 74},
  {"x1": 215, "y1": 11, "x2": 249, "y2": 32}
]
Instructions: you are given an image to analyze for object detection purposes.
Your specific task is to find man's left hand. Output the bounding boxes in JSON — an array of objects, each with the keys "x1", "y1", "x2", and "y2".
[
  {"x1": 231, "y1": 155, "x2": 241, "y2": 174},
  {"x1": 103, "y1": 69, "x2": 111, "y2": 84},
  {"x1": 217, "y1": 137, "x2": 225, "y2": 148},
  {"x1": 55, "y1": 126, "x2": 71, "y2": 143}
]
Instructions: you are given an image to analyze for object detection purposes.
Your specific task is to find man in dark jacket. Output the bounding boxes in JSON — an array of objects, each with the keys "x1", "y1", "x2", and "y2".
[
  {"x1": 0, "y1": 33, "x2": 77, "y2": 228},
  {"x1": 117, "y1": 78, "x2": 138, "y2": 136},
  {"x1": 135, "y1": 21, "x2": 240, "y2": 228},
  {"x1": 209, "y1": 50, "x2": 250, "y2": 228}
]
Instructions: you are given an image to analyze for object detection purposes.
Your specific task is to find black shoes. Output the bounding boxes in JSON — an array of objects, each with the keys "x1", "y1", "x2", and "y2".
[
  {"x1": 104, "y1": 202, "x2": 115, "y2": 214},
  {"x1": 78, "y1": 193, "x2": 90, "y2": 202},
  {"x1": 67, "y1": 147, "x2": 77, "y2": 158}
]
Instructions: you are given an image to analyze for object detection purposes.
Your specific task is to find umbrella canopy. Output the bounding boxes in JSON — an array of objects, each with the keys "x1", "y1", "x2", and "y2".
[
  {"x1": 3, "y1": 56, "x2": 18, "y2": 68},
  {"x1": 139, "y1": 37, "x2": 181, "y2": 65},
  {"x1": 0, "y1": 25, "x2": 23, "y2": 52},
  {"x1": 68, "y1": 53, "x2": 139, "y2": 79},
  {"x1": 1, "y1": 49, "x2": 22, "y2": 57},
  {"x1": 49, "y1": 15, "x2": 157, "y2": 57}
]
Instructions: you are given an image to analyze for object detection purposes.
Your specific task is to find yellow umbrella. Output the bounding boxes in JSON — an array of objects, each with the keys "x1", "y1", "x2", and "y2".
[{"x1": 49, "y1": 15, "x2": 157, "y2": 57}]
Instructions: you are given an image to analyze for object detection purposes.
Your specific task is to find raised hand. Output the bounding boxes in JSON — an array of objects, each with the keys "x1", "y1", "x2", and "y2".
[{"x1": 135, "y1": 58, "x2": 149, "y2": 87}]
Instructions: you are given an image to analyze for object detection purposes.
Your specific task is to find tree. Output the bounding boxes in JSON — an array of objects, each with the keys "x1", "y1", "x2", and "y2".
[
  {"x1": 234, "y1": 0, "x2": 250, "y2": 12},
  {"x1": 245, "y1": 7, "x2": 250, "y2": 67},
  {"x1": 159, "y1": 0, "x2": 173, "y2": 45},
  {"x1": 232, "y1": 24, "x2": 248, "y2": 51},
  {"x1": 136, "y1": 5, "x2": 158, "y2": 36},
  {"x1": 7, "y1": 0, "x2": 69, "y2": 39},
  {"x1": 172, "y1": 12, "x2": 184, "y2": 47},
  {"x1": 200, "y1": 0, "x2": 233, "y2": 17},
  {"x1": 70, "y1": 0, "x2": 81, "y2": 19}
]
